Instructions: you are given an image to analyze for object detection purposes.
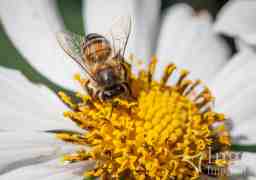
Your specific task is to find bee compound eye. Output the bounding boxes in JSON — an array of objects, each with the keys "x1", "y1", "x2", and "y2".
[
  {"x1": 97, "y1": 69, "x2": 117, "y2": 86},
  {"x1": 115, "y1": 84, "x2": 124, "y2": 92},
  {"x1": 101, "y1": 84, "x2": 125, "y2": 101},
  {"x1": 117, "y1": 64, "x2": 122, "y2": 71},
  {"x1": 102, "y1": 91, "x2": 112, "y2": 101}
]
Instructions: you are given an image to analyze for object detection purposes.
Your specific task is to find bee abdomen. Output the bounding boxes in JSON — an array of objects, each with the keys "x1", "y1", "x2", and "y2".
[{"x1": 83, "y1": 33, "x2": 111, "y2": 62}]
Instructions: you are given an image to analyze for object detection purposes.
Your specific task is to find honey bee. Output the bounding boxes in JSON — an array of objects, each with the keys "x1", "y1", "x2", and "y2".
[{"x1": 57, "y1": 17, "x2": 132, "y2": 101}]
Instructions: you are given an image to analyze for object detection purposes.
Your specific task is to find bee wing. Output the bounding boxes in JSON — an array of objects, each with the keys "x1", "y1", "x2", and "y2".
[
  {"x1": 56, "y1": 31, "x2": 96, "y2": 80},
  {"x1": 105, "y1": 16, "x2": 131, "y2": 57}
]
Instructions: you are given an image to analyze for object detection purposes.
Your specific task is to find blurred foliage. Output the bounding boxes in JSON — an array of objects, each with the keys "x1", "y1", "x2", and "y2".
[
  {"x1": 57, "y1": 0, "x2": 85, "y2": 35},
  {"x1": 232, "y1": 144, "x2": 256, "y2": 153},
  {"x1": 0, "y1": 24, "x2": 69, "y2": 93},
  {"x1": 0, "y1": 0, "x2": 255, "y2": 150}
]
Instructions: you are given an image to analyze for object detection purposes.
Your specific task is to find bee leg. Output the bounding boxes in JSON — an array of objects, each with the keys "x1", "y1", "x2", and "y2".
[
  {"x1": 108, "y1": 100, "x2": 119, "y2": 119},
  {"x1": 123, "y1": 82, "x2": 136, "y2": 101},
  {"x1": 108, "y1": 104, "x2": 113, "y2": 119},
  {"x1": 83, "y1": 80, "x2": 94, "y2": 98}
]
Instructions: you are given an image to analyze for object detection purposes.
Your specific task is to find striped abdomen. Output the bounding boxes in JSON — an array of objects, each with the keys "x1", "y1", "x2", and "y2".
[{"x1": 83, "y1": 33, "x2": 112, "y2": 63}]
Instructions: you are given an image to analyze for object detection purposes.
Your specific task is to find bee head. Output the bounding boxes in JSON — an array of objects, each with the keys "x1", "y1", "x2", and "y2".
[
  {"x1": 96, "y1": 68, "x2": 117, "y2": 87},
  {"x1": 101, "y1": 84, "x2": 125, "y2": 101}
]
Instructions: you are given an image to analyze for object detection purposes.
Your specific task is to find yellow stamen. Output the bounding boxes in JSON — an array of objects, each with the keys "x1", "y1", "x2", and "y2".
[
  {"x1": 58, "y1": 91, "x2": 77, "y2": 109},
  {"x1": 57, "y1": 57, "x2": 231, "y2": 179}
]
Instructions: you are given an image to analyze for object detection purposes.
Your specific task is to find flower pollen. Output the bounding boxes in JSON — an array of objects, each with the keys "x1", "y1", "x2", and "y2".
[{"x1": 57, "y1": 57, "x2": 231, "y2": 179}]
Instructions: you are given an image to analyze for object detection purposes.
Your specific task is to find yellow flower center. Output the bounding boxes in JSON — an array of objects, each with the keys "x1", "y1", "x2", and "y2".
[{"x1": 57, "y1": 57, "x2": 231, "y2": 179}]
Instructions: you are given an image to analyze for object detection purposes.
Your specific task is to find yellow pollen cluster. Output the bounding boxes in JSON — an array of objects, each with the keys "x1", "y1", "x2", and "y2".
[{"x1": 57, "y1": 57, "x2": 230, "y2": 179}]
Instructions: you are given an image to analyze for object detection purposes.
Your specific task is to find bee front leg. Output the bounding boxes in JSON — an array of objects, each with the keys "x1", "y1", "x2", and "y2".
[
  {"x1": 82, "y1": 79, "x2": 94, "y2": 98},
  {"x1": 108, "y1": 100, "x2": 119, "y2": 119}
]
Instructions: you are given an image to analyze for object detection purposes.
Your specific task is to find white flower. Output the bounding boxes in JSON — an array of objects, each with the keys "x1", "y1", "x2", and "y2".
[{"x1": 0, "y1": 0, "x2": 256, "y2": 179}]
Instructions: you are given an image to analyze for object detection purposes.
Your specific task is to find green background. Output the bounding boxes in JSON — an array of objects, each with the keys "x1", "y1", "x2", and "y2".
[{"x1": 0, "y1": 0, "x2": 254, "y2": 151}]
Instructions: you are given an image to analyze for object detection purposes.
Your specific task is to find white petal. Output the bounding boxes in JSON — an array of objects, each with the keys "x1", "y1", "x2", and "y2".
[
  {"x1": 210, "y1": 49, "x2": 256, "y2": 144},
  {"x1": 231, "y1": 117, "x2": 256, "y2": 144},
  {"x1": 230, "y1": 152, "x2": 256, "y2": 178},
  {"x1": 214, "y1": 0, "x2": 256, "y2": 46},
  {"x1": 0, "y1": 67, "x2": 80, "y2": 131},
  {"x1": 220, "y1": 86, "x2": 256, "y2": 144},
  {"x1": 210, "y1": 49, "x2": 256, "y2": 106},
  {"x1": 235, "y1": 38, "x2": 251, "y2": 52},
  {"x1": 156, "y1": 4, "x2": 230, "y2": 82},
  {"x1": 83, "y1": 0, "x2": 160, "y2": 61},
  {"x1": 0, "y1": 131, "x2": 86, "y2": 176},
  {"x1": 0, "y1": 0, "x2": 81, "y2": 90},
  {"x1": 0, "y1": 157, "x2": 93, "y2": 180},
  {"x1": 210, "y1": 49, "x2": 254, "y2": 92}
]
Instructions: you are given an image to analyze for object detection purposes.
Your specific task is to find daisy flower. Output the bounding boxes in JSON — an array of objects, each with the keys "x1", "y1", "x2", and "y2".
[{"x1": 0, "y1": 0, "x2": 256, "y2": 179}]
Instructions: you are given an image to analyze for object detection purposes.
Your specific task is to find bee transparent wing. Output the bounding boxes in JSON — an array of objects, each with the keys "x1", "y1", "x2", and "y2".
[
  {"x1": 105, "y1": 16, "x2": 131, "y2": 57},
  {"x1": 57, "y1": 31, "x2": 96, "y2": 80},
  {"x1": 57, "y1": 31, "x2": 84, "y2": 62}
]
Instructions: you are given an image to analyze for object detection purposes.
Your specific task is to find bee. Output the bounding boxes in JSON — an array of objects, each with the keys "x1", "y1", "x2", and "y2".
[{"x1": 57, "y1": 17, "x2": 132, "y2": 101}]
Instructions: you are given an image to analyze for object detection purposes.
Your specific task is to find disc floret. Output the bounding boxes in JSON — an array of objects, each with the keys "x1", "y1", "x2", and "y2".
[{"x1": 58, "y1": 57, "x2": 230, "y2": 179}]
